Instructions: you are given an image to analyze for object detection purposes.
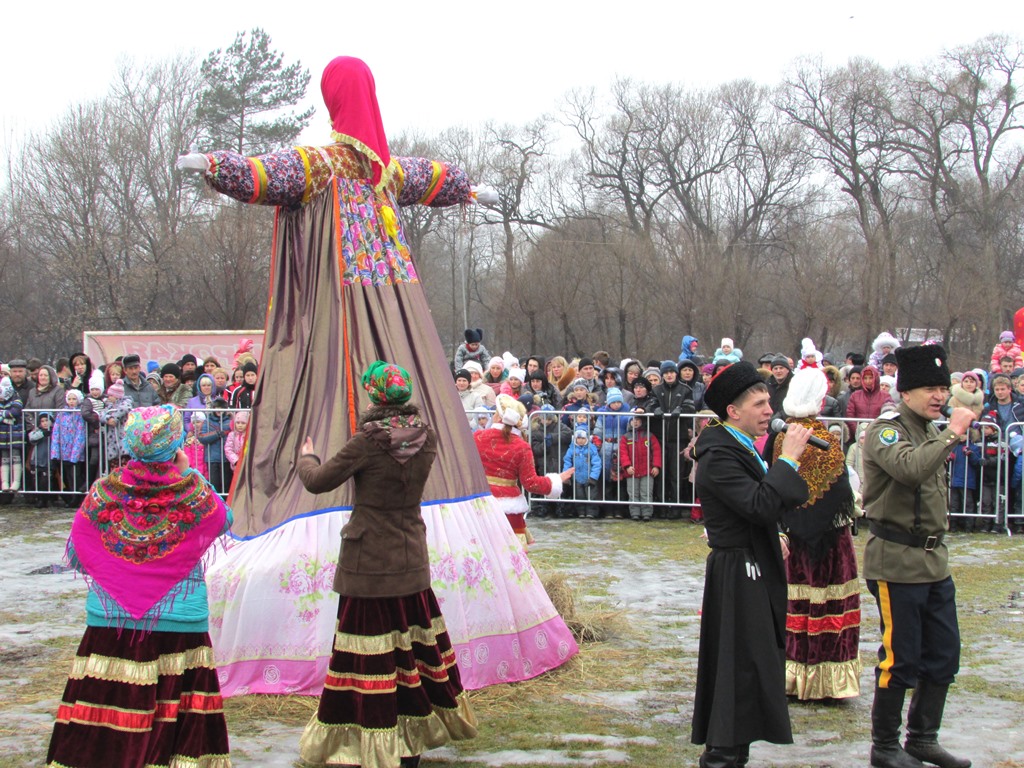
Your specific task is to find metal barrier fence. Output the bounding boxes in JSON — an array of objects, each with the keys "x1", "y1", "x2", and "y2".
[
  {"x1": 3, "y1": 402, "x2": 1023, "y2": 533},
  {"x1": 467, "y1": 408, "x2": 702, "y2": 519},
  {"x1": 462, "y1": 408, "x2": 1023, "y2": 531},
  {"x1": 1, "y1": 407, "x2": 250, "y2": 506}
]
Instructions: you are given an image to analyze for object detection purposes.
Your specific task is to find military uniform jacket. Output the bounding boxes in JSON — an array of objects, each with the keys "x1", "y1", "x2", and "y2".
[{"x1": 862, "y1": 401, "x2": 960, "y2": 583}]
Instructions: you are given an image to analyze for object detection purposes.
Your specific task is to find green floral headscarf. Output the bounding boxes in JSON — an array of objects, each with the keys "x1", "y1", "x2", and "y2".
[{"x1": 362, "y1": 361, "x2": 413, "y2": 405}]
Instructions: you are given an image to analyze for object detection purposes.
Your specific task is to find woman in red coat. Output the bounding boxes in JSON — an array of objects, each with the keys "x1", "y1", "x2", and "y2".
[
  {"x1": 473, "y1": 394, "x2": 574, "y2": 545},
  {"x1": 844, "y1": 365, "x2": 892, "y2": 421}
]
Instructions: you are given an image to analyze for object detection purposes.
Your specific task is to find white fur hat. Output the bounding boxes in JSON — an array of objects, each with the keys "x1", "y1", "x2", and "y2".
[
  {"x1": 495, "y1": 394, "x2": 527, "y2": 428},
  {"x1": 507, "y1": 367, "x2": 526, "y2": 383},
  {"x1": 720, "y1": 337, "x2": 733, "y2": 349},
  {"x1": 872, "y1": 331, "x2": 901, "y2": 353},
  {"x1": 88, "y1": 370, "x2": 105, "y2": 392},
  {"x1": 879, "y1": 375, "x2": 897, "y2": 390},
  {"x1": 800, "y1": 337, "x2": 820, "y2": 360},
  {"x1": 463, "y1": 360, "x2": 483, "y2": 377},
  {"x1": 501, "y1": 351, "x2": 519, "y2": 369},
  {"x1": 782, "y1": 367, "x2": 829, "y2": 419}
]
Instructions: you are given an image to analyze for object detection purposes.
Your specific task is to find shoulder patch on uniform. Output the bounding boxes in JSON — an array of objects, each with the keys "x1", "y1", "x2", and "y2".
[{"x1": 878, "y1": 426, "x2": 900, "y2": 446}]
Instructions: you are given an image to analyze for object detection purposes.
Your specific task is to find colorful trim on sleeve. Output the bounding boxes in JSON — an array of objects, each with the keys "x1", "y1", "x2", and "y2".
[
  {"x1": 296, "y1": 147, "x2": 314, "y2": 206},
  {"x1": 247, "y1": 158, "x2": 268, "y2": 204},
  {"x1": 418, "y1": 162, "x2": 448, "y2": 205},
  {"x1": 394, "y1": 157, "x2": 473, "y2": 208}
]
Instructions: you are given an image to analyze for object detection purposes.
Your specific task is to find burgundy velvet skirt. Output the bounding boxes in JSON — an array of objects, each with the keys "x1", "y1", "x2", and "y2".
[
  {"x1": 299, "y1": 588, "x2": 477, "y2": 767},
  {"x1": 784, "y1": 527, "x2": 862, "y2": 700},
  {"x1": 47, "y1": 627, "x2": 230, "y2": 768}
]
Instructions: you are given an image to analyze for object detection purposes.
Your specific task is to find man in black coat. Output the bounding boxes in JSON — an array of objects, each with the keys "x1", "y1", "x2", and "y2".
[
  {"x1": 691, "y1": 362, "x2": 812, "y2": 768},
  {"x1": 767, "y1": 355, "x2": 793, "y2": 418},
  {"x1": 651, "y1": 360, "x2": 695, "y2": 517}
]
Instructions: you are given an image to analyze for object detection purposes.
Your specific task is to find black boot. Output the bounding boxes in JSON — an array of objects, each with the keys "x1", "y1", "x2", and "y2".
[
  {"x1": 904, "y1": 681, "x2": 971, "y2": 768},
  {"x1": 698, "y1": 746, "x2": 740, "y2": 768},
  {"x1": 736, "y1": 744, "x2": 749, "y2": 767},
  {"x1": 400, "y1": 757, "x2": 420, "y2": 768},
  {"x1": 870, "y1": 686, "x2": 924, "y2": 768}
]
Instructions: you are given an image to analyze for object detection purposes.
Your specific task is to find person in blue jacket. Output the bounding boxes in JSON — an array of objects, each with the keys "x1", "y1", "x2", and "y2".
[
  {"x1": 563, "y1": 426, "x2": 602, "y2": 518},
  {"x1": 679, "y1": 334, "x2": 705, "y2": 366},
  {"x1": 947, "y1": 435, "x2": 981, "y2": 532}
]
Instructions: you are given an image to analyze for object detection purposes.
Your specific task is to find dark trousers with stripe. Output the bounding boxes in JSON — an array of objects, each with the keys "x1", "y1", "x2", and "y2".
[{"x1": 866, "y1": 577, "x2": 960, "y2": 689}]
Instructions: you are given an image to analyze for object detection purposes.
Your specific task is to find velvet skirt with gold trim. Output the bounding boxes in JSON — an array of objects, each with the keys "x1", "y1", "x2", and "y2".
[
  {"x1": 300, "y1": 588, "x2": 477, "y2": 767},
  {"x1": 784, "y1": 527, "x2": 862, "y2": 700},
  {"x1": 46, "y1": 628, "x2": 230, "y2": 768}
]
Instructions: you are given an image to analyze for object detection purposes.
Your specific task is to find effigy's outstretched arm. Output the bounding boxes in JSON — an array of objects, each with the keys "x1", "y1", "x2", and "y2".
[
  {"x1": 176, "y1": 147, "x2": 500, "y2": 210},
  {"x1": 394, "y1": 156, "x2": 497, "y2": 209},
  {"x1": 176, "y1": 145, "x2": 371, "y2": 207}
]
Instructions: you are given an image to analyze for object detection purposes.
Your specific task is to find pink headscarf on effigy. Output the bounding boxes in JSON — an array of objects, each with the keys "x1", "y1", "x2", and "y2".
[{"x1": 321, "y1": 56, "x2": 391, "y2": 190}]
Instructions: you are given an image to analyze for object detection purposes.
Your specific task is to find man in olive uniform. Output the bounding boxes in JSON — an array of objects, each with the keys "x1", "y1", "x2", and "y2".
[{"x1": 861, "y1": 344, "x2": 973, "y2": 768}]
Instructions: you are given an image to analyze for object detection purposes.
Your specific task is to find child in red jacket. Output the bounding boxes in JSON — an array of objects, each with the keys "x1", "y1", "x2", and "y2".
[{"x1": 618, "y1": 409, "x2": 661, "y2": 521}]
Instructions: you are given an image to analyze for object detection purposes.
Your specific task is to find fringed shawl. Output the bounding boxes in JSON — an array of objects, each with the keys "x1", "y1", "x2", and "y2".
[
  {"x1": 67, "y1": 460, "x2": 228, "y2": 626},
  {"x1": 769, "y1": 417, "x2": 855, "y2": 561}
]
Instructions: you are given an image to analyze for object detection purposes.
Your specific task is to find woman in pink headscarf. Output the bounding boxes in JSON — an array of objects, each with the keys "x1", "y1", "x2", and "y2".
[
  {"x1": 47, "y1": 405, "x2": 232, "y2": 768},
  {"x1": 175, "y1": 57, "x2": 579, "y2": 706}
]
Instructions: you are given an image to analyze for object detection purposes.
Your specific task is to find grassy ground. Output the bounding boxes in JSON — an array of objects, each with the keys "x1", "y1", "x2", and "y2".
[{"x1": 1, "y1": 507, "x2": 1021, "y2": 767}]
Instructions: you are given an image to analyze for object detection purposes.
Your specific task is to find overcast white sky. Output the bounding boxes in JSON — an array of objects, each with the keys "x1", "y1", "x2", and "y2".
[{"x1": 2, "y1": 0, "x2": 1023, "y2": 159}]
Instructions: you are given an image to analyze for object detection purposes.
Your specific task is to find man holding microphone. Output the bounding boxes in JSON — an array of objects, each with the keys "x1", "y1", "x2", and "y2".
[
  {"x1": 862, "y1": 344, "x2": 973, "y2": 768},
  {"x1": 690, "y1": 362, "x2": 813, "y2": 768}
]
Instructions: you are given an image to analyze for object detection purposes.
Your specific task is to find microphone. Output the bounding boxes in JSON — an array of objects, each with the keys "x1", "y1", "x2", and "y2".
[
  {"x1": 939, "y1": 405, "x2": 986, "y2": 430},
  {"x1": 770, "y1": 419, "x2": 831, "y2": 450}
]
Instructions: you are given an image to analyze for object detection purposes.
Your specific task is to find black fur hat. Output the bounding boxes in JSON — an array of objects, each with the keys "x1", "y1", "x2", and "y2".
[{"x1": 895, "y1": 345, "x2": 950, "y2": 393}]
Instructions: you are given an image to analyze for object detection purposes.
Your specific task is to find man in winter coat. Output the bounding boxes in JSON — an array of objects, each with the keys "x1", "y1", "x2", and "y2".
[
  {"x1": 121, "y1": 355, "x2": 158, "y2": 408},
  {"x1": 652, "y1": 361, "x2": 695, "y2": 517},
  {"x1": 767, "y1": 355, "x2": 793, "y2": 418},
  {"x1": 690, "y1": 362, "x2": 811, "y2": 768}
]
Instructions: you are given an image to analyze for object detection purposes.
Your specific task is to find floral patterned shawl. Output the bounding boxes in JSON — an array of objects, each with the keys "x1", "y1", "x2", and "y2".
[{"x1": 67, "y1": 460, "x2": 228, "y2": 622}]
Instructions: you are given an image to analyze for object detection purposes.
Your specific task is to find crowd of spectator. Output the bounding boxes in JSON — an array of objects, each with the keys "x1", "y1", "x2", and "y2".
[
  {"x1": 452, "y1": 329, "x2": 1024, "y2": 533},
  {"x1": 0, "y1": 349, "x2": 258, "y2": 507},
  {"x1": 2, "y1": 328, "x2": 1022, "y2": 536}
]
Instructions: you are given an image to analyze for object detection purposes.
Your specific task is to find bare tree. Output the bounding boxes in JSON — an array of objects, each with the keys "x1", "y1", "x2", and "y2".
[
  {"x1": 893, "y1": 35, "x2": 1024, "y2": 356},
  {"x1": 778, "y1": 58, "x2": 912, "y2": 348}
]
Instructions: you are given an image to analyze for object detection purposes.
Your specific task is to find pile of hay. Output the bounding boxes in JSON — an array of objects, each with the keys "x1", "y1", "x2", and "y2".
[{"x1": 542, "y1": 571, "x2": 618, "y2": 643}]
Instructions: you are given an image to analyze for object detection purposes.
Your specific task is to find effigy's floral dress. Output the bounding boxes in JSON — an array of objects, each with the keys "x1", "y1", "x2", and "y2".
[{"x1": 198, "y1": 141, "x2": 578, "y2": 697}]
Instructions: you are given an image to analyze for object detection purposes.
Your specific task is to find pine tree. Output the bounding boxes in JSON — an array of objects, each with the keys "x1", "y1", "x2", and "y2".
[{"x1": 198, "y1": 28, "x2": 314, "y2": 156}]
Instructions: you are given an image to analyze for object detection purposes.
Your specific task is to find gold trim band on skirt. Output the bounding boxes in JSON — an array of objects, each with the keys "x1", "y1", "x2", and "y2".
[
  {"x1": 68, "y1": 646, "x2": 216, "y2": 685},
  {"x1": 299, "y1": 693, "x2": 477, "y2": 768},
  {"x1": 785, "y1": 658, "x2": 862, "y2": 700},
  {"x1": 333, "y1": 616, "x2": 449, "y2": 656},
  {"x1": 787, "y1": 577, "x2": 860, "y2": 603}
]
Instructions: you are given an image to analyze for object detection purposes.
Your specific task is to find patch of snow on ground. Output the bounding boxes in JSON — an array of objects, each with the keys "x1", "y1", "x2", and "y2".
[{"x1": 444, "y1": 748, "x2": 630, "y2": 765}]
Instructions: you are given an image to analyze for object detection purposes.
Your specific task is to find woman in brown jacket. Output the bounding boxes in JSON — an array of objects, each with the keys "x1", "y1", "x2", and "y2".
[{"x1": 296, "y1": 361, "x2": 477, "y2": 768}]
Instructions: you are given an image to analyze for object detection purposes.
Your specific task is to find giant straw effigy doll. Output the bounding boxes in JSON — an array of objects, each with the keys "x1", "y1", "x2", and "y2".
[{"x1": 175, "y1": 56, "x2": 578, "y2": 697}]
